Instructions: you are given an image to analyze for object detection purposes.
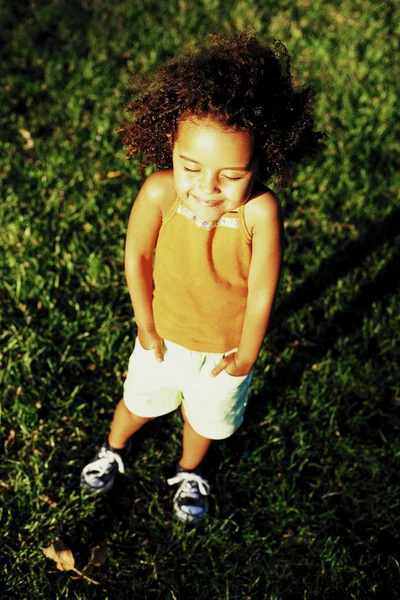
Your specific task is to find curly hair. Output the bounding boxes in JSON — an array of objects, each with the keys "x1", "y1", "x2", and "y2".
[{"x1": 117, "y1": 30, "x2": 327, "y2": 185}]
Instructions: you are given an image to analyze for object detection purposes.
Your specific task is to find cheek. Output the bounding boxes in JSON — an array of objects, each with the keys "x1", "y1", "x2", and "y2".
[
  {"x1": 179, "y1": 170, "x2": 195, "y2": 188},
  {"x1": 174, "y1": 172, "x2": 190, "y2": 192},
  {"x1": 173, "y1": 171, "x2": 182, "y2": 192}
]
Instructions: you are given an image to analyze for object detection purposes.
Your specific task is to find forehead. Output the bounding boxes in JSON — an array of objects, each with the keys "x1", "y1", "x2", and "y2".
[{"x1": 175, "y1": 117, "x2": 254, "y2": 167}]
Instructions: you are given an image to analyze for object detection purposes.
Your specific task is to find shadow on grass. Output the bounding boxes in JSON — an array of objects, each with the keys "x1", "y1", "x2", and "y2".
[
  {"x1": 274, "y1": 205, "x2": 400, "y2": 335},
  {"x1": 246, "y1": 205, "x2": 400, "y2": 422}
]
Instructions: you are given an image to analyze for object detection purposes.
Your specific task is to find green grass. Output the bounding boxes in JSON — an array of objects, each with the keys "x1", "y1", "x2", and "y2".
[{"x1": 1, "y1": 0, "x2": 399, "y2": 598}]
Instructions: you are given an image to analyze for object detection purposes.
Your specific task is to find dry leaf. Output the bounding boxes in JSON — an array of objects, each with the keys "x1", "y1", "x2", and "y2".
[
  {"x1": 42, "y1": 539, "x2": 75, "y2": 571},
  {"x1": 83, "y1": 544, "x2": 108, "y2": 572},
  {"x1": 89, "y1": 544, "x2": 107, "y2": 567},
  {"x1": 42, "y1": 539, "x2": 101, "y2": 585}
]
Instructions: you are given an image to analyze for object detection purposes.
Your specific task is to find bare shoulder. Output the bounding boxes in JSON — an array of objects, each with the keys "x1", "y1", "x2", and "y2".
[
  {"x1": 244, "y1": 185, "x2": 283, "y2": 235},
  {"x1": 138, "y1": 169, "x2": 175, "y2": 216}
]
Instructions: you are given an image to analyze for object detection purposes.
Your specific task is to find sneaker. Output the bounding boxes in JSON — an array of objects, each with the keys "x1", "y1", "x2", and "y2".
[
  {"x1": 167, "y1": 468, "x2": 211, "y2": 525},
  {"x1": 80, "y1": 441, "x2": 129, "y2": 493}
]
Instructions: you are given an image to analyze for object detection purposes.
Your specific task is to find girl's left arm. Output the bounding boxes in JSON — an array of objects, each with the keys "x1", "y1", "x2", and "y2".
[{"x1": 212, "y1": 192, "x2": 284, "y2": 377}]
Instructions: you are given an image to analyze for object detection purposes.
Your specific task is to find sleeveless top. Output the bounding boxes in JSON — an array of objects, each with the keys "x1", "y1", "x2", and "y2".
[{"x1": 152, "y1": 197, "x2": 253, "y2": 353}]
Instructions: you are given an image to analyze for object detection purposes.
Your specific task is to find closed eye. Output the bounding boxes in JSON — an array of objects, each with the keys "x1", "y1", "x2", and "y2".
[
  {"x1": 183, "y1": 166, "x2": 244, "y2": 181},
  {"x1": 222, "y1": 175, "x2": 243, "y2": 181}
]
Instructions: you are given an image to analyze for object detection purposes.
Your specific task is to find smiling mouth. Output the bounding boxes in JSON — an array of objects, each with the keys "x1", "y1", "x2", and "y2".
[{"x1": 192, "y1": 194, "x2": 221, "y2": 207}]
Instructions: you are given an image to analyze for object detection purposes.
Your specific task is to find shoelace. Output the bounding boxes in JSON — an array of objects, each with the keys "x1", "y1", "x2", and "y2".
[
  {"x1": 167, "y1": 472, "x2": 211, "y2": 500},
  {"x1": 82, "y1": 448, "x2": 125, "y2": 478}
]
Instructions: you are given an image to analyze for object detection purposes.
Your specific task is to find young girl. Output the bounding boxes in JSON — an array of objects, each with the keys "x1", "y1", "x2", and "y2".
[{"x1": 81, "y1": 31, "x2": 325, "y2": 524}]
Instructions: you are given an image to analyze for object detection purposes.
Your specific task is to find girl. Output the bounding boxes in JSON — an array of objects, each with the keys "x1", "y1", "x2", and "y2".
[{"x1": 81, "y1": 31, "x2": 326, "y2": 524}]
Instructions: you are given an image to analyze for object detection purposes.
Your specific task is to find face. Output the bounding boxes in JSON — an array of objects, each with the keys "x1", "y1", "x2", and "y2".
[{"x1": 172, "y1": 117, "x2": 258, "y2": 218}]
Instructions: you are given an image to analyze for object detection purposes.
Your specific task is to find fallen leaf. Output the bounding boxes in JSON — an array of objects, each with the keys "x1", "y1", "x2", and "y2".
[
  {"x1": 42, "y1": 539, "x2": 100, "y2": 585},
  {"x1": 83, "y1": 544, "x2": 108, "y2": 571},
  {"x1": 90, "y1": 544, "x2": 107, "y2": 566},
  {"x1": 42, "y1": 539, "x2": 75, "y2": 571}
]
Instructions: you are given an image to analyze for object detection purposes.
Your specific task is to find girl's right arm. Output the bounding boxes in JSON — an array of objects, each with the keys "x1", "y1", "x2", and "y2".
[{"x1": 124, "y1": 171, "x2": 172, "y2": 362}]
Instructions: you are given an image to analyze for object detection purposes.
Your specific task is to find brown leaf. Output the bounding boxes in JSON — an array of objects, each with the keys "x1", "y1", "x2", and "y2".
[
  {"x1": 42, "y1": 539, "x2": 101, "y2": 585},
  {"x1": 83, "y1": 543, "x2": 108, "y2": 571},
  {"x1": 89, "y1": 544, "x2": 107, "y2": 567},
  {"x1": 42, "y1": 539, "x2": 75, "y2": 571}
]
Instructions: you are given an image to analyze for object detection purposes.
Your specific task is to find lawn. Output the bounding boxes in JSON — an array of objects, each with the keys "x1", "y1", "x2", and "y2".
[{"x1": 1, "y1": 0, "x2": 399, "y2": 598}]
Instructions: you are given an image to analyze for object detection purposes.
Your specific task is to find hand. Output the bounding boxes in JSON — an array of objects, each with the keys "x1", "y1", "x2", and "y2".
[
  {"x1": 137, "y1": 328, "x2": 164, "y2": 363},
  {"x1": 210, "y1": 352, "x2": 252, "y2": 378}
]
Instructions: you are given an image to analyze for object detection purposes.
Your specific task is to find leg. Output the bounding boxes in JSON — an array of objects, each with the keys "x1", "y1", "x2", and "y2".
[
  {"x1": 167, "y1": 406, "x2": 212, "y2": 524},
  {"x1": 179, "y1": 406, "x2": 212, "y2": 470},
  {"x1": 108, "y1": 398, "x2": 153, "y2": 449},
  {"x1": 81, "y1": 399, "x2": 153, "y2": 493}
]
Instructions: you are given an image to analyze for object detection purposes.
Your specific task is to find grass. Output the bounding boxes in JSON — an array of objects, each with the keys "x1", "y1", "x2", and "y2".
[{"x1": 1, "y1": 0, "x2": 400, "y2": 598}]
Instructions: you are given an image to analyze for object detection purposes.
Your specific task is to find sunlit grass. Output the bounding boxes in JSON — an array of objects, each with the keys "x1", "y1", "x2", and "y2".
[{"x1": 1, "y1": 0, "x2": 399, "y2": 598}]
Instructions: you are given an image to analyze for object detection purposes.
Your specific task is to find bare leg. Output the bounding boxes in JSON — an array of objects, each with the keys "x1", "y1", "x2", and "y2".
[
  {"x1": 108, "y1": 398, "x2": 153, "y2": 450},
  {"x1": 179, "y1": 407, "x2": 212, "y2": 470}
]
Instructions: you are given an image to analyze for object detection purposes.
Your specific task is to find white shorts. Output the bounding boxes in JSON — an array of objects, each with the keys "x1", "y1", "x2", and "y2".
[{"x1": 123, "y1": 338, "x2": 252, "y2": 440}]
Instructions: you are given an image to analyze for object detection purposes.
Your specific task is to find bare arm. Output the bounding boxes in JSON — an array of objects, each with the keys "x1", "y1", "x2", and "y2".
[
  {"x1": 125, "y1": 172, "x2": 171, "y2": 361},
  {"x1": 211, "y1": 192, "x2": 284, "y2": 376}
]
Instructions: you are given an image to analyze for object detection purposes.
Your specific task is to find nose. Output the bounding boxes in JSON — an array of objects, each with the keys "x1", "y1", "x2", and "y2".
[{"x1": 199, "y1": 171, "x2": 219, "y2": 195}]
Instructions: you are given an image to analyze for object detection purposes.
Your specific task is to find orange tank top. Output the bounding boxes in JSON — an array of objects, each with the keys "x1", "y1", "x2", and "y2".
[{"x1": 152, "y1": 197, "x2": 252, "y2": 353}]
